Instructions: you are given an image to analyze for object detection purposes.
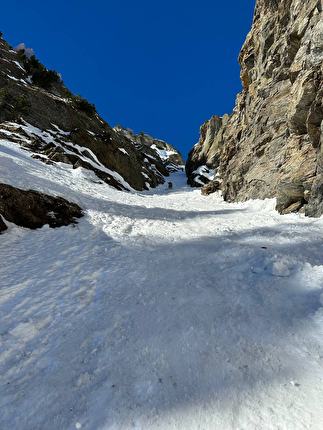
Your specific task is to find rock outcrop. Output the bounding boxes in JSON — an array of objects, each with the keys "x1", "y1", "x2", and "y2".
[
  {"x1": 0, "y1": 35, "x2": 177, "y2": 192},
  {"x1": 0, "y1": 183, "x2": 83, "y2": 229},
  {"x1": 0, "y1": 215, "x2": 7, "y2": 233},
  {"x1": 186, "y1": 115, "x2": 229, "y2": 186},
  {"x1": 201, "y1": 181, "x2": 220, "y2": 196},
  {"x1": 114, "y1": 126, "x2": 185, "y2": 172},
  {"x1": 186, "y1": 0, "x2": 323, "y2": 217}
]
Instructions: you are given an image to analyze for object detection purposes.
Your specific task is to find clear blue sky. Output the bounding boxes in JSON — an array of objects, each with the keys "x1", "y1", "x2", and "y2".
[{"x1": 1, "y1": 0, "x2": 255, "y2": 159}]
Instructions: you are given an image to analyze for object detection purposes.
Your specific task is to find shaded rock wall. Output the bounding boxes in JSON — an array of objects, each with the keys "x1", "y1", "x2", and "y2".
[
  {"x1": 0, "y1": 215, "x2": 7, "y2": 233},
  {"x1": 187, "y1": 0, "x2": 323, "y2": 216},
  {"x1": 0, "y1": 183, "x2": 83, "y2": 230}
]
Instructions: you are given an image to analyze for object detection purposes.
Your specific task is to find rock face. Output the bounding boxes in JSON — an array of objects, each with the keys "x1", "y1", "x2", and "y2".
[
  {"x1": 186, "y1": 0, "x2": 323, "y2": 216},
  {"x1": 114, "y1": 126, "x2": 185, "y2": 172},
  {"x1": 0, "y1": 215, "x2": 7, "y2": 233},
  {"x1": 0, "y1": 183, "x2": 83, "y2": 229},
  {"x1": 201, "y1": 181, "x2": 220, "y2": 196},
  {"x1": 186, "y1": 115, "x2": 229, "y2": 186},
  {"x1": 0, "y1": 35, "x2": 177, "y2": 192}
]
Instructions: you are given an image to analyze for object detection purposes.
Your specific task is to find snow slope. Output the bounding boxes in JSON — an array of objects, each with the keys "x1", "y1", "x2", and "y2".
[{"x1": 1, "y1": 138, "x2": 323, "y2": 429}]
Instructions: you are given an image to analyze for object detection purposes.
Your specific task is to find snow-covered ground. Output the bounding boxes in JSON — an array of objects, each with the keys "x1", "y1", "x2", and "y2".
[{"x1": 1, "y1": 138, "x2": 323, "y2": 429}]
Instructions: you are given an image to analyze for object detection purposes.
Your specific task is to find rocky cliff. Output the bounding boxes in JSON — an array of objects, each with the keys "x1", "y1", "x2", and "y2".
[
  {"x1": 113, "y1": 125, "x2": 185, "y2": 172},
  {"x1": 0, "y1": 35, "x2": 176, "y2": 193},
  {"x1": 186, "y1": 0, "x2": 323, "y2": 217},
  {"x1": 185, "y1": 114, "x2": 230, "y2": 186}
]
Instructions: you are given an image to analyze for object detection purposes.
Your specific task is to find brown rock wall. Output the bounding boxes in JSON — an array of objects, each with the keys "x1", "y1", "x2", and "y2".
[
  {"x1": 0, "y1": 183, "x2": 83, "y2": 229},
  {"x1": 187, "y1": 0, "x2": 323, "y2": 216}
]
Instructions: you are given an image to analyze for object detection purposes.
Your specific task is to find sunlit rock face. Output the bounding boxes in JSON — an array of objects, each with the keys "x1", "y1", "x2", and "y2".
[{"x1": 187, "y1": 0, "x2": 323, "y2": 216}]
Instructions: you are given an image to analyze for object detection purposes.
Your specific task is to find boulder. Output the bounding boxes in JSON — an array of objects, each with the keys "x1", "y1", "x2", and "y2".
[
  {"x1": 0, "y1": 183, "x2": 83, "y2": 230},
  {"x1": 280, "y1": 201, "x2": 304, "y2": 215},
  {"x1": 275, "y1": 181, "x2": 306, "y2": 213},
  {"x1": 201, "y1": 181, "x2": 220, "y2": 196}
]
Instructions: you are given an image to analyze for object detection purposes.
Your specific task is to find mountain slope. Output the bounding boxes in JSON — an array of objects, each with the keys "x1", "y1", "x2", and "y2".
[
  {"x1": 114, "y1": 125, "x2": 185, "y2": 172},
  {"x1": 186, "y1": 0, "x2": 323, "y2": 217},
  {"x1": 0, "y1": 34, "x2": 182, "y2": 194},
  {"x1": 2, "y1": 137, "x2": 323, "y2": 429}
]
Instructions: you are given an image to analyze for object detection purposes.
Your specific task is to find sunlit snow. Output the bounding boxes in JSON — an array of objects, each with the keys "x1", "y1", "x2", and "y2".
[{"x1": 1, "y1": 137, "x2": 323, "y2": 429}]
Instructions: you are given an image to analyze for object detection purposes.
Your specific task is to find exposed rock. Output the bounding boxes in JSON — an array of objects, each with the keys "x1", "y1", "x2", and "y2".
[
  {"x1": 201, "y1": 181, "x2": 221, "y2": 196},
  {"x1": 0, "y1": 215, "x2": 7, "y2": 233},
  {"x1": 0, "y1": 183, "x2": 83, "y2": 229},
  {"x1": 113, "y1": 126, "x2": 185, "y2": 172},
  {"x1": 186, "y1": 115, "x2": 229, "y2": 186},
  {"x1": 305, "y1": 175, "x2": 323, "y2": 217},
  {"x1": 186, "y1": 0, "x2": 323, "y2": 216},
  {"x1": 0, "y1": 36, "x2": 179, "y2": 192},
  {"x1": 281, "y1": 200, "x2": 304, "y2": 215},
  {"x1": 276, "y1": 180, "x2": 307, "y2": 213}
]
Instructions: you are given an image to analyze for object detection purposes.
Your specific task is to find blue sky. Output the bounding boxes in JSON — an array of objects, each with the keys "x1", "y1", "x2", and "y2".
[{"x1": 2, "y1": 0, "x2": 255, "y2": 158}]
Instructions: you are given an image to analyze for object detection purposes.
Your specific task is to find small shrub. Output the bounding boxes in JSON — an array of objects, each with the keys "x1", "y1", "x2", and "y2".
[
  {"x1": 0, "y1": 31, "x2": 3, "y2": 38},
  {"x1": 13, "y1": 95, "x2": 31, "y2": 119},
  {"x1": 139, "y1": 131, "x2": 145, "y2": 137},
  {"x1": 62, "y1": 90, "x2": 73, "y2": 99},
  {"x1": 71, "y1": 94, "x2": 96, "y2": 115},
  {"x1": 32, "y1": 69, "x2": 60, "y2": 89},
  {"x1": 24, "y1": 55, "x2": 60, "y2": 90}
]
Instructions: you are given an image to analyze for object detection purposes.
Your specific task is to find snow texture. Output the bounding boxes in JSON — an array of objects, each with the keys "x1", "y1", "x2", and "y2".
[{"x1": 1, "y1": 137, "x2": 323, "y2": 429}]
